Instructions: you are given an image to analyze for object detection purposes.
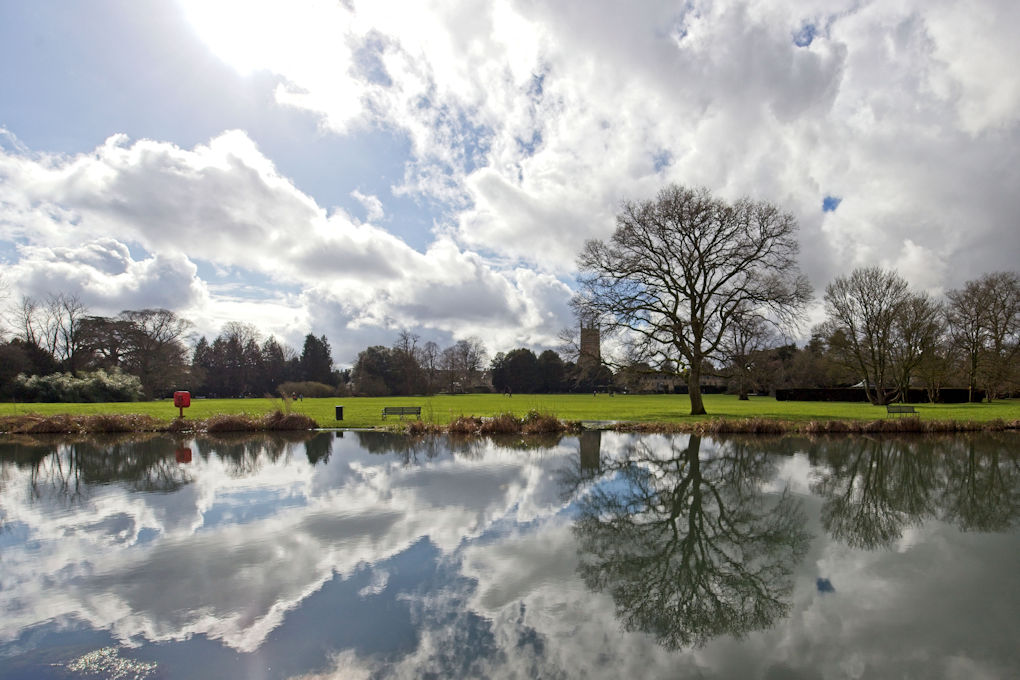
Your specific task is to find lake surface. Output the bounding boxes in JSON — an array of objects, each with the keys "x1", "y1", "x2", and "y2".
[{"x1": 0, "y1": 430, "x2": 1017, "y2": 679}]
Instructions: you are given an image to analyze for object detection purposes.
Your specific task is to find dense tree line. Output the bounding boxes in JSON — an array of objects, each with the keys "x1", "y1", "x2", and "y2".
[
  {"x1": 2, "y1": 265, "x2": 1016, "y2": 403},
  {"x1": 706, "y1": 269, "x2": 1018, "y2": 403},
  {"x1": 191, "y1": 323, "x2": 340, "y2": 397},
  {"x1": 0, "y1": 294, "x2": 191, "y2": 400},
  {"x1": 350, "y1": 333, "x2": 489, "y2": 396}
]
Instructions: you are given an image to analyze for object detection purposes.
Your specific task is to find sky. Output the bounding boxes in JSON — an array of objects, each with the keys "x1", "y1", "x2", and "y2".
[{"x1": 1, "y1": 0, "x2": 1017, "y2": 365}]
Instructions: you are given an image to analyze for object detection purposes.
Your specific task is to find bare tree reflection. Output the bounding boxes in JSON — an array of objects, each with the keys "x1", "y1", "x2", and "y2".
[
  {"x1": 0, "y1": 435, "x2": 194, "y2": 506},
  {"x1": 939, "y1": 433, "x2": 1019, "y2": 532},
  {"x1": 810, "y1": 434, "x2": 1019, "y2": 548},
  {"x1": 303, "y1": 431, "x2": 334, "y2": 465},
  {"x1": 571, "y1": 435, "x2": 810, "y2": 650},
  {"x1": 352, "y1": 431, "x2": 567, "y2": 465}
]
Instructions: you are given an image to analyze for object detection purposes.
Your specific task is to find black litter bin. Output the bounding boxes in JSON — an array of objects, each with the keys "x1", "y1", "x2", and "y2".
[{"x1": 335, "y1": 405, "x2": 343, "y2": 421}]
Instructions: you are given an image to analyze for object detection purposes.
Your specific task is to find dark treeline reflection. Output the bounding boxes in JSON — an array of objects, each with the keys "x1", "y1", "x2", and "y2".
[
  {"x1": 352, "y1": 430, "x2": 567, "y2": 463},
  {"x1": 803, "y1": 433, "x2": 1020, "y2": 547},
  {"x1": 562, "y1": 431, "x2": 1019, "y2": 650},
  {"x1": 565, "y1": 434, "x2": 811, "y2": 650},
  {"x1": 0, "y1": 431, "x2": 340, "y2": 504},
  {"x1": 0, "y1": 435, "x2": 194, "y2": 505}
]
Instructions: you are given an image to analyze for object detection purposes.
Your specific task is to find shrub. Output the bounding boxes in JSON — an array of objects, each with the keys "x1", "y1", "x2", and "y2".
[
  {"x1": 479, "y1": 412, "x2": 522, "y2": 434},
  {"x1": 522, "y1": 410, "x2": 566, "y2": 434},
  {"x1": 448, "y1": 416, "x2": 482, "y2": 434},
  {"x1": 12, "y1": 369, "x2": 144, "y2": 402},
  {"x1": 204, "y1": 414, "x2": 257, "y2": 433},
  {"x1": 278, "y1": 381, "x2": 338, "y2": 399},
  {"x1": 260, "y1": 411, "x2": 318, "y2": 430}
]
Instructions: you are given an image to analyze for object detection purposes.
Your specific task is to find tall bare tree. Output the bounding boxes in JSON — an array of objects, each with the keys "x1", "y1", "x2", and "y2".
[
  {"x1": 574, "y1": 184, "x2": 811, "y2": 415},
  {"x1": 888, "y1": 292, "x2": 943, "y2": 400},
  {"x1": 722, "y1": 307, "x2": 774, "y2": 400},
  {"x1": 947, "y1": 271, "x2": 1020, "y2": 401},
  {"x1": 440, "y1": 337, "x2": 487, "y2": 393},
  {"x1": 120, "y1": 309, "x2": 192, "y2": 398},
  {"x1": 51, "y1": 293, "x2": 89, "y2": 375},
  {"x1": 822, "y1": 267, "x2": 913, "y2": 405},
  {"x1": 976, "y1": 272, "x2": 1020, "y2": 400}
]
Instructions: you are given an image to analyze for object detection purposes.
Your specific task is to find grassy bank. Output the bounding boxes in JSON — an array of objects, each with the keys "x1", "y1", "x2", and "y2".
[
  {"x1": 0, "y1": 411, "x2": 317, "y2": 435},
  {"x1": 1, "y1": 393, "x2": 1019, "y2": 432}
]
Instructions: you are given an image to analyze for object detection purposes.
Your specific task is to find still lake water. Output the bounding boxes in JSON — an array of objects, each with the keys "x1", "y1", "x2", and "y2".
[{"x1": 0, "y1": 430, "x2": 1016, "y2": 679}]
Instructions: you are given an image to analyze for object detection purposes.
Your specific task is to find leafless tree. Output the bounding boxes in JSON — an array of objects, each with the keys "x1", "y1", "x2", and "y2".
[
  {"x1": 823, "y1": 268, "x2": 913, "y2": 405},
  {"x1": 392, "y1": 329, "x2": 424, "y2": 395},
  {"x1": 888, "y1": 292, "x2": 943, "y2": 400},
  {"x1": 440, "y1": 337, "x2": 487, "y2": 393},
  {"x1": 9, "y1": 293, "x2": 89, "y2": 373},
  {"x1": 120, "y1": 309, "x2": 193, "y2": 398},
  {"x1": 947, "y1": 279, "x2": 989, "y2": 402},
  {"x1": 13, "y1": 295, "x2": 44, "y2": 347},
  {"x1": 722, "y1": 308, "x2": 775, "y2": 400},
  {"x1": 976, "y1": 272, "x2": 1020, "y2": 400},
  {"x1": 574, "y1": 184, "x2": 811, "y2": 415},
  {"x1": 947, "y1": 271, "x2": 1020, "y2": 401},
  {"x1": 51, "y1": 293, "x2": 90, "y2": 375},
  {"x1": 420, "y1": 340, "x2": 441, "y2": 394}
]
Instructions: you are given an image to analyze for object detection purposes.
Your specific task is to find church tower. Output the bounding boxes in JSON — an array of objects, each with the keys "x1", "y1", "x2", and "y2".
[{"x1": 579, "y1": 317, "x2": 601, "y2": 370}]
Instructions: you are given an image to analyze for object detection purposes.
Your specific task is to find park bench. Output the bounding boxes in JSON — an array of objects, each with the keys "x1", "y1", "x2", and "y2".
[
  {"x1": 382, "y1": 406, "x2": 422, "y2": 420},
  {"x1": 886, "y1": 404, "x2": 917, "y2": 415}
]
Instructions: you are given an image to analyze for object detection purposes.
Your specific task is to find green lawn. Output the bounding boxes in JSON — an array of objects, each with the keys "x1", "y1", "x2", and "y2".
[{"x1": 2, "y1": 393, "x2": 1018, "y2": 429}]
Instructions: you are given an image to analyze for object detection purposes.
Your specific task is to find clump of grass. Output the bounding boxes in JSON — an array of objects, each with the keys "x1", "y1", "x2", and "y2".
[
  {"x1": 6, "y1": 414, "x2": 81, "y2": 434},
  {"x1": 448, "y1": 416, "x2": 482, "y2": 434},
  {"x1": 203, "y1": 410, "x2": 318, "y2": 433},
  {"x1": 85, "y1": 413, "x2": 165, "y2": 433},
  {"x1": 0, "y1": 413, "x2": 169, "y2": 434},
  {"x1": 479, "y1": 412, "x2": 523, "y2": 434},
  {"x1": 404, "y1": 420, "x2": 446, "y2": 435},
  {"x1": 522, "y1": 410, "x2": 567, "y2": 434},
  {"x1": 611, "y1": 416, "x2": 1019, "y2": 435},
  {"x1": 204, "y1": 414, "x2": 258, "y2": 433},
  {"x1": 260, "y1": 411, "x2": 318, "y2": 431},
  {"x1": 694, "y1": 417, "x2": 787, "y2": 435}
]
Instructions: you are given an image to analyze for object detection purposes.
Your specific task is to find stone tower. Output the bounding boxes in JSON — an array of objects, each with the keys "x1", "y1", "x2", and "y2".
[{"x1": 579, "y1": 318, "x2": 601, "y2": 370}]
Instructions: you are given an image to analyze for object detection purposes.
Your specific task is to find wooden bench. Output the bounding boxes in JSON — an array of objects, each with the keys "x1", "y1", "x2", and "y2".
[
  {"x1": 382, "y1": 406, "x2": 422, "y2": 420},
  {"x1": 886, "y1": 404, "x2": 917, "y2": 415}
]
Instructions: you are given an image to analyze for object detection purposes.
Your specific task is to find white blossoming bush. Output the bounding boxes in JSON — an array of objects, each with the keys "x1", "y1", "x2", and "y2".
[{"x1": 13, "y1": 369, "x2": 144, "y2": 402}]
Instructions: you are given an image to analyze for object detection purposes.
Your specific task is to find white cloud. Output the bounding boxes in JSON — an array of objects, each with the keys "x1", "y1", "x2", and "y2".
[
  {"x1": 2, "y1": 0, "x2": 1017, "y2": 352},
  {"x1": 350, "y1": 189, "x2": 384, "y2": 222},
  {"x1": 7, "y1": 240, "x2": 209, "y2": 313},
  {"x1": 0, "y1": 131, "x2": 573, "y2": 355},
  {"x1": 174, "y1": 0, "x2": 1018, "y2": 294}
]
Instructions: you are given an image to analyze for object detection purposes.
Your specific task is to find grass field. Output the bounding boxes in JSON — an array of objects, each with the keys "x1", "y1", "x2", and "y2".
[{"x1": 2, "y1": 393, "x2": 1019, "y2": 429}]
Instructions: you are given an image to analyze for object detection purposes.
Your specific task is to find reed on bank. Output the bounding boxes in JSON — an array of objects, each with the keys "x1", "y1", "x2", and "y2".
[{"x1": 0, "y1": 411, "x2": 318, "y2": 435}]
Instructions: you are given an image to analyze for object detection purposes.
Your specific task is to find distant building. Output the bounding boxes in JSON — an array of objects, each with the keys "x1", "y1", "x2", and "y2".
[{"x1": 579, "y1": 319, "x2": 601, "y2": 371}]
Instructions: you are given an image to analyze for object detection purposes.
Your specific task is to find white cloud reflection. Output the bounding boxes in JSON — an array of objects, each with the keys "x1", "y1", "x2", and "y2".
[{"x1": 0, "y1": 432, "x2": 1016, "y2": 678}]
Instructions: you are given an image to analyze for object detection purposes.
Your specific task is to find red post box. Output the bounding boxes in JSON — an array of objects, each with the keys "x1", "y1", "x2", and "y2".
[
  {"x1": 173, "y1": 391, "x2": 191, "y2": 418},
  {"x1": 175, "y1": 447, "x2": 193, "y2": 464}
]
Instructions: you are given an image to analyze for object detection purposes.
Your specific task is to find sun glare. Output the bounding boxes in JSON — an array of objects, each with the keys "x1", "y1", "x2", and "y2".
[{"x1": 178, "y1": 0, "x2": 352, "y2": 78}]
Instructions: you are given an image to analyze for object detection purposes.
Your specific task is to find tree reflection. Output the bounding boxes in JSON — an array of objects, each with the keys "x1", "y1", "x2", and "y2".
[
  {"x1": 939, "y1": 433, "x2": 1019, "y2": 532},
  {"x1": 571, "y1": 435, "x2": 810, "y2": 649},
  {"x1": 810, "y1": 434, "x2": 1019, "y2": 548},
  {"x1": 0, "y1": 435, "x2": 194, "y2": 505},
  {"x1": 303, "y1": 431, "x2": 334, "y2": 465},
  {"x1": 353, "y1": 431, "x2": 567, "y2": 465}
]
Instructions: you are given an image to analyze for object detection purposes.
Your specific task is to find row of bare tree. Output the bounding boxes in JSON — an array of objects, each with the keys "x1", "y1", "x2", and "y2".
[
  {"x1": 821, "y1": 268, "x2": 1019, "y2": 404},
  {"x1": 574, "y1": 184, "x2": 1018, "y2": 412},
  {"x1": 0, "y1": 293, "x2": 192, "y2": 399}
]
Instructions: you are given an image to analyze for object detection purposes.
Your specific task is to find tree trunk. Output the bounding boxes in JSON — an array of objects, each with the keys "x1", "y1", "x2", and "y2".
[{"x1": 688, "y1": 367, "x2": 706, "y2": 415}]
